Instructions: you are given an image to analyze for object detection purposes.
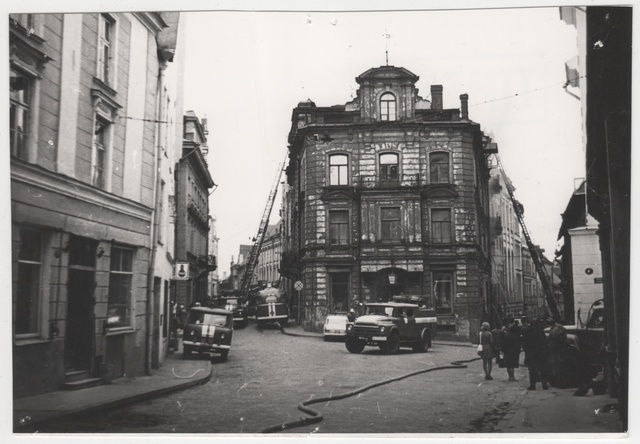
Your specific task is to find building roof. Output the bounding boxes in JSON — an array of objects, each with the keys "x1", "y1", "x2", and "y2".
[{"x1": 355, "y1": 65, "x2": 419, "y2": 84}]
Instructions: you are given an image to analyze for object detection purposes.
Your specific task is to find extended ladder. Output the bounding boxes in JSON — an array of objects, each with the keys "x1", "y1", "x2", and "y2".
[
  {"x1": 240, "y1": 152, "x2": 287, "y2": 295},
  {"x1": 495, "y1": 154, "x2": 562, "y2": 323}
]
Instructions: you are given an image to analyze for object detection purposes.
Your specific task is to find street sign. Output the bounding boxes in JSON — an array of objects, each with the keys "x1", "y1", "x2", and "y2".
[
  {"x1": 294, "y1": 281, "x2": 304, "y2": 291},
  {"x1": 175, "y1": 262, "x2": 189, "y2": 280}
]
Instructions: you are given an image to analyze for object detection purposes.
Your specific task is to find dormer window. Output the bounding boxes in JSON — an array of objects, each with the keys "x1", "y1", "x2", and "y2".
[{"x1": 379, "y1": 92, "x2": 396, "y2": 121}]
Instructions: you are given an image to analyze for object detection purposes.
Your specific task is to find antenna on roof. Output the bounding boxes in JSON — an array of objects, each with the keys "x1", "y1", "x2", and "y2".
[{"x1": 383, "y1": 31, "x2": 391, "y2": 66}]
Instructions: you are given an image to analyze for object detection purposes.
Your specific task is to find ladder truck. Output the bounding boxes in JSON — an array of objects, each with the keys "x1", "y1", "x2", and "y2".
[
  {"x1": 495, "y1": 154, "x2": 562, "y2": 323},
  {"x1": 239, "y1": 153, "x2": 287, "y2": 298}
]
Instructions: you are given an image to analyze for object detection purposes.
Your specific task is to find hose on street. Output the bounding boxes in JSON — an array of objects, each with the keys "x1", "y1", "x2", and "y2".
[{"x1": 260, "y1": 330, "x2": 481, "y2": 434}]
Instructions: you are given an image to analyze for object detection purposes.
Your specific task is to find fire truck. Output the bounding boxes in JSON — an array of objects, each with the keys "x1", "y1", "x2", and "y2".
[{"x1": 255, "y1": 285, "x2": 288, "y2": 327}]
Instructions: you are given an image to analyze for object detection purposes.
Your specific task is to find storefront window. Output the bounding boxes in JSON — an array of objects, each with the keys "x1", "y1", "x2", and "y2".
[{"x1": 107, "y1": 246, "x2": 133, "y2": 328}]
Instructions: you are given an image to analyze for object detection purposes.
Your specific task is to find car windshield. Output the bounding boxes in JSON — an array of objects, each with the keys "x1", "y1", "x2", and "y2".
[
  {"x1": 188, "y1": 311, "x2": 229, "y2": 327},
  {"x1": 365, "y1": 306, "x2": 394, "y2": 316}
]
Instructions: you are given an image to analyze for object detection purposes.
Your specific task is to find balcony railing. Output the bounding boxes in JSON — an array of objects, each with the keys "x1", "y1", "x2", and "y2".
[{"x1": 357, "y1": 174, "x2": 421, "y2": 189}]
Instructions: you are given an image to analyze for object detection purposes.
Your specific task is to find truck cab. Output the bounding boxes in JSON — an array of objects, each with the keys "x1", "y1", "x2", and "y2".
[{"x1": 345, "y1": 300, "x2": 437, "y2": 354}]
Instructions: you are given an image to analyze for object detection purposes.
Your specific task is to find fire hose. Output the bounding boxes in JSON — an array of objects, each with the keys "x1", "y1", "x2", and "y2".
[{"x1": 261, "y1": 326, "x2": 481, "y2": 433}]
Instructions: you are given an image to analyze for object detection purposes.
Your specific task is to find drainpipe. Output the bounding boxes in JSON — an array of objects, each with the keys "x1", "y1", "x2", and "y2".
[{"x1": 145, "y1": 61, "x2": 167, "y2": 375}]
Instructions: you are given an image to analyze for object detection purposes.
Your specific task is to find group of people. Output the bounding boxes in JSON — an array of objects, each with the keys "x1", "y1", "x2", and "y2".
[{"x1": 479, "y1": 317, "x2": 550, "y2": 390}]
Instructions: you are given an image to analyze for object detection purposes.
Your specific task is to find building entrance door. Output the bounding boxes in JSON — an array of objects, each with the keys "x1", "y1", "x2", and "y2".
[
  {"x1": 64, "y1": 267, "x2": 95, "y2": 372},
  {"x1": 64, "y1": 235, "x2": 97, "y2": 374}
]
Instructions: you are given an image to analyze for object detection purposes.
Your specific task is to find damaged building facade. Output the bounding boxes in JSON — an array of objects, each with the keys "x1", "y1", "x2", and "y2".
[{"x1": 282, "y1": 66, "x2": 494, "y2": 342}]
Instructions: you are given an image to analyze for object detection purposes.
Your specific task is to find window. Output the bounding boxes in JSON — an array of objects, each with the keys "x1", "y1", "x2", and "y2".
[
  {"x1": 381, "y1": 207, "x2": 401, "y2": 242},
  {"x1": 380, "y1": 92, "x2": 396, "y2": 121},
  {"x1": 330, "y1": 273, "x2": 350, "y2": 313},
  {"x1": 10, "y1": 69, "x2": 31, "y2": 160},
  {"x1": 97, "y1": 14, "x2": 116, "y2": 85},
  {"x1": 379, "y1": 153, "x2": 399, "y2": 184},
  {"x1": 15, "y1": 227, "x2": 42, "y2": 336},
  {"x1": 432, "y1": 271, "x2": 453, "y2": 315},
  {"x1": 92, "y1": 116, "x2": 110, "y2": 189},
  {"x1": 329, "y1": 210, "x2": 349, "y2": 245},
  {"x1": 431, "y1": 208, "x2": 452, "y2": 243},
  {"x1": 107, "y1": 246, "x2": 134, "y2": 328},
  {"x1": 329, "y1": 154, "x2": 348, "y2": 186},
  {"x1": 430, "y1": 152, "x2": 450, "y2": 184}
]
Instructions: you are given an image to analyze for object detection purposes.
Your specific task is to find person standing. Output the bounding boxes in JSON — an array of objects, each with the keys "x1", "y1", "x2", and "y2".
[
  {"x1": 521, "y1": 318, "x2": 549, "y2": 390},
  {"x1": 502, "y1": 324, "x2": 522, "y2": 381},
  {"x1": 347, "y1": 309, "x2": 356, "y2": 323},
  {"x1": 480, "y1": 322, "x2": 495, "y2": 380}
]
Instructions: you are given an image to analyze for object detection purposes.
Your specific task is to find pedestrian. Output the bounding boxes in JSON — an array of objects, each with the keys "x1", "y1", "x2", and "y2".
[
  {"x1": 347, "y1": 309, "x2": 356, "y2": 323},
  {"x1": 479, "y1": 322, "x2": 495, "y2": 380},
  {"x1": 502, "y1": 323, "x2": 522, "y2": 381},
  {"x1": 521, "y1": 318, "x2": 549, "y2": 390}
]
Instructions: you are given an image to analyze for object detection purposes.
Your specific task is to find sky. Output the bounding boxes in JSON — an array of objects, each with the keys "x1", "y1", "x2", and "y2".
[{"x1": 182, "y1": 6, "x2": 584, "y2": 276}]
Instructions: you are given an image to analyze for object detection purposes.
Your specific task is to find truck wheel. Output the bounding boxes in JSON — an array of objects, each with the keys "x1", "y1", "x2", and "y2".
[
  {"x1": 412, "y1": 329, "x2": 431, "y2": 353},
  {"x1": 182, "y1": 345, "x2": 191, "y2": 357},
  {"x1": 220, "y1": 350, "x2": 229, "y2": 361},
  {"x1": 345, "y1": 336, "x2": 365, "y2": 354},
  {"x1": 379, "y1": 332, "x2": 400, "y2": 355}
]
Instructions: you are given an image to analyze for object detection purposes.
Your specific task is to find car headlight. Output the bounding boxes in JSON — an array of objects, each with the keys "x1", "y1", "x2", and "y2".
[
  {"x1": 379, "y1": 326, "x2": 386, "y2": 334},
  {"x1": 190, "y1": 330, "x2": 195, "y2": 337},
  {"x1": 346, "y1": 324, "x2": 352, "y2": 332},
  {"x1": 221, "y1": 333, "x2": 226, "y2": 339}
]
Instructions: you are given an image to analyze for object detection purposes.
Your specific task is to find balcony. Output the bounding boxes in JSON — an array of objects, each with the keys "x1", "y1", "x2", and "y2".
[{"x1": 356, "y1": 174, "x2": 421, "y2": 189}]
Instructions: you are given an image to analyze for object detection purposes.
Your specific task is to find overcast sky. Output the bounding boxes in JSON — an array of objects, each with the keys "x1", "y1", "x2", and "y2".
[{"x1": 182, "y1": 6, "x2": 583, "y2": 276}]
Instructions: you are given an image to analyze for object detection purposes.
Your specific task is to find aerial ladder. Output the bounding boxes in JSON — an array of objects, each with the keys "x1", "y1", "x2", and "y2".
[
  {"x1": 240, "y1": 152, "x2": 287, "y2": 296},
  {"x1": 495, "y1": 154, "x2": 562, "y2": 323}
]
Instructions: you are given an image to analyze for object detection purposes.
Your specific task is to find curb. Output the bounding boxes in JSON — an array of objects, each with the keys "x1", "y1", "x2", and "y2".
[
  {"x1": 281, "y1": 327, "x2": 476, "y2": 348},
  {"x1": 15, "y1": 362, "x2": 213, "y2": 432}
]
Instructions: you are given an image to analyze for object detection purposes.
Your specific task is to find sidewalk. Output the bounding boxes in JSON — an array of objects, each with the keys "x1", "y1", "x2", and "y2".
[
  {"x1": 13, "y1": 351, "x2": 212, "y2": 432},
  {"x1": 499, "y1": 384, "x2": 624, "y2": 434}
]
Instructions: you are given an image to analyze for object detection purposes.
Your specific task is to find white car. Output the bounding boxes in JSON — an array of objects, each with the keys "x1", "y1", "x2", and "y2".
[{"x1": 323, "y1": 314, "x2": 348, "y2": 341}]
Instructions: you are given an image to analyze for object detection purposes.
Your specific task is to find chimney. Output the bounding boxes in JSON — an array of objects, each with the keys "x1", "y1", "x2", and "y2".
[
  {"x1": 431, "y1": 85, "x2": 443, "y2": 110},
  {"x1": 460, "y1": 94, "x2": 469, "y2": 120}
]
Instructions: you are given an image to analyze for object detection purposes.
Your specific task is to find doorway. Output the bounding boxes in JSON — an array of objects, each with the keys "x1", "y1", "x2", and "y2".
[
  {"x1": 64, "y1": 267, "x2": 95, "y2": 372},
  {"x1": 64, "y1": 235, "x2": 97, "y2": 374}
]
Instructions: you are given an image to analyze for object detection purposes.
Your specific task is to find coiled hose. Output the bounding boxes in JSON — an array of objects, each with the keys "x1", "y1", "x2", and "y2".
[{"x1": 261, "y1": 325, "x2": 481, "y2": 433}]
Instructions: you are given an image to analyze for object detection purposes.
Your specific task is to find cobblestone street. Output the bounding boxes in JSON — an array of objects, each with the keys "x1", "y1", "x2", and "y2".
[{"x1": 39, "y1": 324, "x2": 534, "y2": 434}]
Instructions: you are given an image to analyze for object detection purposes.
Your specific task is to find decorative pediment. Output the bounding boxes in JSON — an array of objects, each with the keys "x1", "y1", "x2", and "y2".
[
  {"x1": 91, "y1": 89, "x2": 122, "y2": 121},
  {"x1": 320, "y1": 187, "x2": 356, "y2": 201},
  {"x1": 422, "y1": 184, "x2": 458, "y2": 199}
]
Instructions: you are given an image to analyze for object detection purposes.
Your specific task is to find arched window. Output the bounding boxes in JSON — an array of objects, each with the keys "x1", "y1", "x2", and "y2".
[
  {"x1": 429, "y1": 152, "x2": 450, "y2": 184},
  {"x1": 329, "y1": 154, "x2": 348, "y2": 185},
  {"x1": 379, "y1": 92, "x2": 396, "y2": 121}
]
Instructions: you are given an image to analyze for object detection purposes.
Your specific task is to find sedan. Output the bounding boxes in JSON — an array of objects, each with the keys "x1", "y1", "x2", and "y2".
[{"x1": 323, "y1": 314, "x2": 348, "y2": 341}]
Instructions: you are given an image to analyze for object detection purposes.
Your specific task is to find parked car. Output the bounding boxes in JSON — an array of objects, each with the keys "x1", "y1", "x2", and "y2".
[
  {"x1": 323, "y1": 313, "x2": 348, "y2": 341},
  {"x1": 182, "y1": 306, "x2": 233, "y2": 360},
  {"x1": 345, "y1": 301, "x2": 437, "y2": 354},
  {"x1": 215, "y1": 296, "x2": 249, "y2": 328}
]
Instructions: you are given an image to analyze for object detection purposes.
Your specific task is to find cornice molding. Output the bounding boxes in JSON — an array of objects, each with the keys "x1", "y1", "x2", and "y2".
[{"x1": 11, "y1": 159, "x2": 152, "y2": 222}]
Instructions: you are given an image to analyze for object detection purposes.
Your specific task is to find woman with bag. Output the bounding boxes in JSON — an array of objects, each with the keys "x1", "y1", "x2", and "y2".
[{"x1": 479, "y1": 322, "x2": 495, "y2": 380}]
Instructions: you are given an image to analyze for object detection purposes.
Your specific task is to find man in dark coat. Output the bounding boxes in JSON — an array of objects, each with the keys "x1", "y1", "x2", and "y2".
[{"x1": 521, "y1": 318, "x2": 549, "y2": 390}]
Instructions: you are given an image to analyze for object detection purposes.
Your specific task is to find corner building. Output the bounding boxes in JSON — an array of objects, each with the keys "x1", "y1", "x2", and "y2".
[{"x1": 284, "y1": 66, "x2": 494, "y2": 342}]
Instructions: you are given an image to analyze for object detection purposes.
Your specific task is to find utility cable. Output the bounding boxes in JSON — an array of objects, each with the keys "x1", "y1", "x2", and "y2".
[{"x1": 260, "y1": 331, "x2": 481, "y2": 434}]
